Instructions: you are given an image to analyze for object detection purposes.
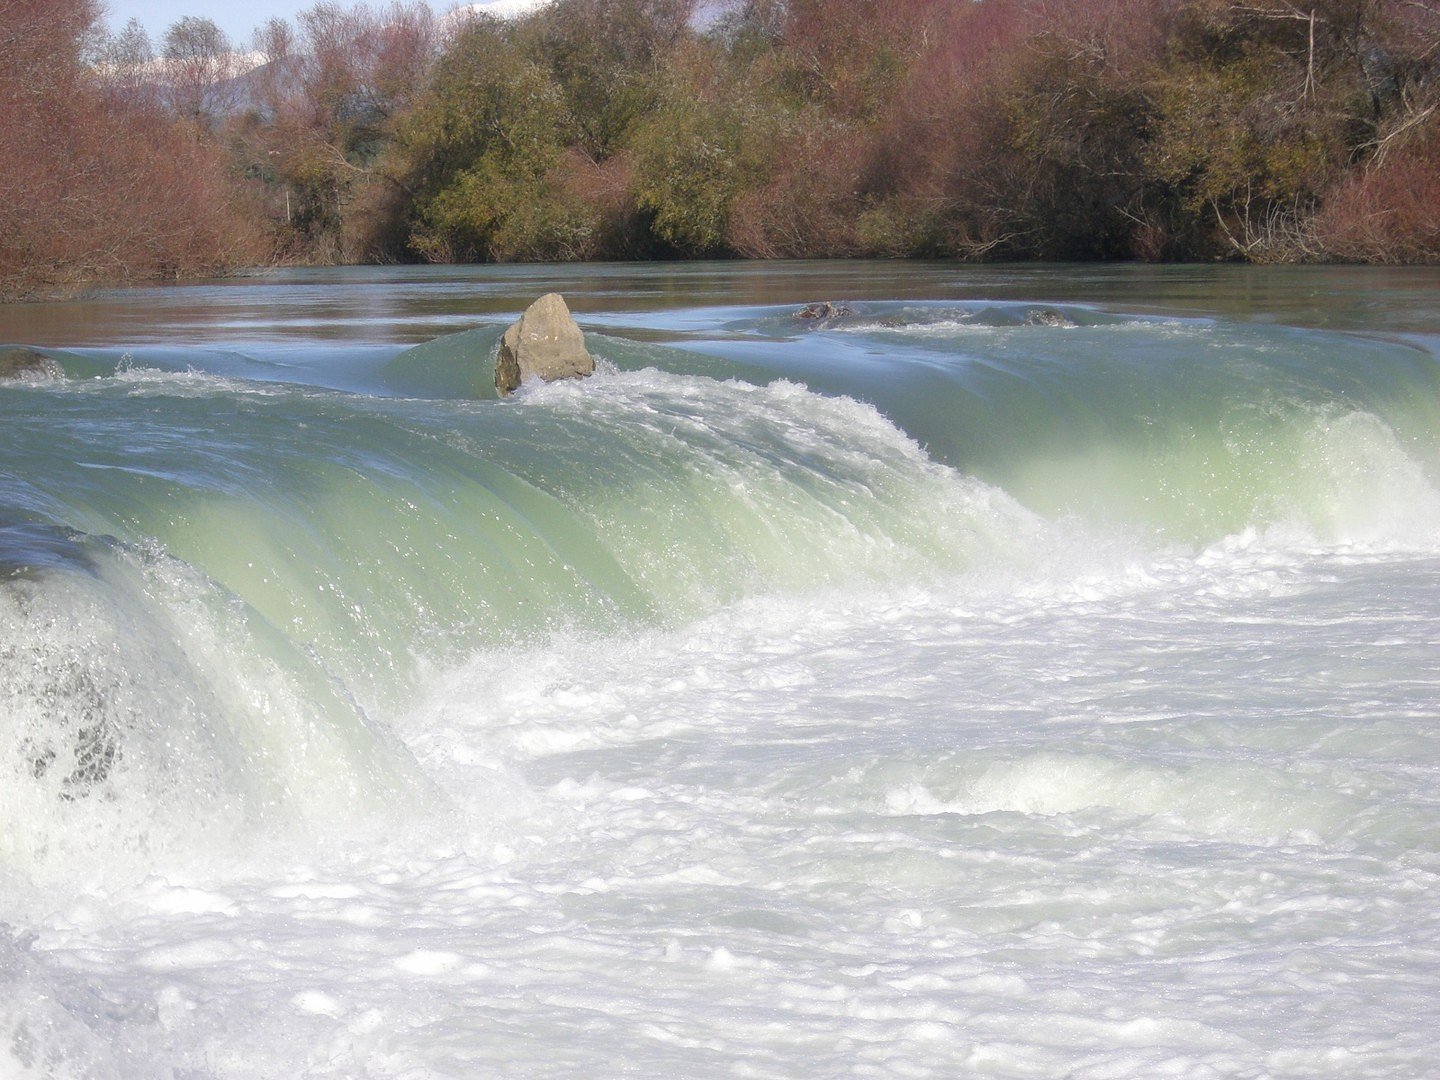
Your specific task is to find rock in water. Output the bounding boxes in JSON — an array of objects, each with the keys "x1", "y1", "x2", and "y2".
[
  {"x1": 795, "y1": 301, "x2": 853, "y2": 322},
  {"x1": 0, "y1": 346, "x2": 62, "y2": 380},
  {"x1": 494, "y1": 293, "x2": 593, "y2": 396},
  {"x1": 1024, "y1": 308, "x2": 1076, "y2": 328}
]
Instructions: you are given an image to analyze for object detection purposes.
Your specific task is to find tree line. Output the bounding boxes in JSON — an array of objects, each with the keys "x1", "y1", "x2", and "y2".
[{"x1": 3, "y1": 0, "x2": 1438, "y2": 297}]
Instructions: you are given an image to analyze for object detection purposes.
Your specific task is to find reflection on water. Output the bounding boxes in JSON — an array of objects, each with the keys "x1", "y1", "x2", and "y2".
[{"x1": 4, "y1": 261, "x2": 1440, "y2": 347}]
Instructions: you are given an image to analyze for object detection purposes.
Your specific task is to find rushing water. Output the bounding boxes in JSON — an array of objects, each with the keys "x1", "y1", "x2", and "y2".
[{"x1": 2, "y1": 262, "x2": 1439, "y2": 1078}]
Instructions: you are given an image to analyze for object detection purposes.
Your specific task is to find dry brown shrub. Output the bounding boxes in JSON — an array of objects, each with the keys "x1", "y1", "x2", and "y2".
[
  {"x1": 1312, "y1": 123, "x2": 1440, "y2": 262},
  {"x1": 0, "y1": 0, "x2": 269, "y2": 297},
  {"x1": 726, "y1": 120, "x2": 864, "y2": 258},
  {"x1": 778, "y1": 0, "x2": 952, "y2": 119},
  {"x1": 854, "y1": 0, "x2": 1037, "y2": 257},
  {"x1": 553, "y1": 149, "x2": 652, "y2": 257}
]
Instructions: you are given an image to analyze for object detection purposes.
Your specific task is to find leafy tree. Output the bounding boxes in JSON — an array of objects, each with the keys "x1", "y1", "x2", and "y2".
[
  {"x1": 12, "y1": 0, "x2": 1440, "y2": 284},
  {"x1": 390, "y1": 19, "x2": 584, "y2": 260},
  {"x1": 629, "y1": 48, "x2": 790, "y2": 255},
  {"x1": 520, "y1": 0, "x2": 697, "y2": 161},
  {"x1": 1146, "y1": 1, "x2": 1365, "y2": 258},
  {"x1": 999, "y1": 28, "x2": 1159, "y2": 259}
]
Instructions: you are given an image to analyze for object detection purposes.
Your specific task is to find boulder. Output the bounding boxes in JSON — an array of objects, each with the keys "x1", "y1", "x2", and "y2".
[
  {"x1": 494, "y1": 293, "x2": 593, "y2": 396},
  {"x1": 0, "y1": 346, "x2": 62, "y2": 380}
]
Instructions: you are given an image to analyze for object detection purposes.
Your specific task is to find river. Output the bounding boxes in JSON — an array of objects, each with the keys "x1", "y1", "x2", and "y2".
[{"x1": 3, "y1": 262, "x2": 1439, "y2": 1078}]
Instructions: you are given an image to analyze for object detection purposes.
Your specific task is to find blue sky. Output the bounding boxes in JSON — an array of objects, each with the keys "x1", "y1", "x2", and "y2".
[
  {"x1": 100, "y1": 1, "x2": 542, "y2": 50},
  {"x1": 103, "y1": 0, "x2": 320, "y2": 48}
]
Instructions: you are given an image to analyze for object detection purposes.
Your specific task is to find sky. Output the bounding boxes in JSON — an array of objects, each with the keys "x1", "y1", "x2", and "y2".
[{"x1": 101, "y1": 0, "x2": 549, "y2": 51}]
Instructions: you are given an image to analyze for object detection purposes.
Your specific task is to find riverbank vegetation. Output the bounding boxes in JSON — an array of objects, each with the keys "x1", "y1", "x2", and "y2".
[{"x1": 3, "y1": 0, "x2": 1438, "y2": 296}]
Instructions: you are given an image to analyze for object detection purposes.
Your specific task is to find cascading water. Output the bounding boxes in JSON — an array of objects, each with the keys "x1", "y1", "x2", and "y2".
[{"x1": 2, "y1": 263, "x2": 1439, "y2": 1079}]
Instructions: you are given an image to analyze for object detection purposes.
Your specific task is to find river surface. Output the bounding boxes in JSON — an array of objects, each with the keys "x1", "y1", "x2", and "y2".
[{"x1": 3, "y1": 262, "x2": 1440, "y2": 1078}]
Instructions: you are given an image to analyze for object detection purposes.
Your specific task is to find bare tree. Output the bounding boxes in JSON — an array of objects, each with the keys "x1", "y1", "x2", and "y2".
[
  {"x1": 162, "y1": 15, "x2": 237, "y2": 126},
  {"x1": 90, "y1": 18, "x2": 156, "y2": 98}
]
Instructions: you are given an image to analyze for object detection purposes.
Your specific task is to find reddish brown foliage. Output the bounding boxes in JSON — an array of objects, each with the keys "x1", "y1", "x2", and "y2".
[
  {"x1": 0, "y1": 0, "x2": 267, "y2": 297},
  {"x1": 242, "y1": 3, "x2": 440, "y2": 262},
  {"x1": 551, "y1": 149, "x2": 651, "y2": 257},
  {"x1": 1033, "y1": 0, "x2": 1177, "y2": 72},
  {"x1": 777, "y1": 0, "x2": 952, "y2": 119},
  {"x1": 8, "y1": 0, "x2": 1440, "y2": 279},
  {"x1": 727, "y1": 121, "x2": 864, "y2": 257},
  {"x1": 1313, "y1": 121, "x2": 1440, "y2": 261},
  {"x1": 847, "y1": 0, "x2": 1035, "y2": 256}
]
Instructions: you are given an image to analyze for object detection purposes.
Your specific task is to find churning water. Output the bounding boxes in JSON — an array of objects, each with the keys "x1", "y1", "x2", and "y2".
[{"x1": 2, "y1": 263, "x2": 1439, "y2": 1078}]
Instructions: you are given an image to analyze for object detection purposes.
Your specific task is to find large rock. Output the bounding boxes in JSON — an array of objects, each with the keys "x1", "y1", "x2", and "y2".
[
  {"x1": 0, "y1": 346, "x2": 62, "y2": 380},
  {"x1": 494, "y1": 293, "x2": 593, "y2": 396}
]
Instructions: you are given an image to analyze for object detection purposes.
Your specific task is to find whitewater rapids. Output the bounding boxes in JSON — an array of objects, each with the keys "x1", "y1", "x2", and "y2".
[{"x1": 2, "y1": 263, "x2": 1439, "y2": 1078}]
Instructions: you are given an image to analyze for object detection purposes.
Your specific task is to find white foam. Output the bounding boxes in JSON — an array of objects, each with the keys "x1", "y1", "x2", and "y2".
[{"x1": 7, "y1": 330, "x2": 1440, "y2": 1078}]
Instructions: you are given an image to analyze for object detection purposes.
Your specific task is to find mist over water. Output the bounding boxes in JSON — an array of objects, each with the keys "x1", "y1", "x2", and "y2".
[{"x1": 3, "y1": 263, "x2": 1440, "y2": 1078}]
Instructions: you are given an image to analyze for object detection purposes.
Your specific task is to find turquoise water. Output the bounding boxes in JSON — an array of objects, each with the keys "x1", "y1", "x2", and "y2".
[{"x1": 3, "y1": 263, "x2": 1440, "y2": 1078}]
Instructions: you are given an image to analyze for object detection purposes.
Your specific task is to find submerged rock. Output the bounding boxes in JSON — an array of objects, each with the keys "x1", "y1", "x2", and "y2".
[
  {"x1": 0, "y1": 346, "x2": 62, "y2": 380},
  {"x1": 795, "y1": 301, "x2": 853, "y2": 323},
  {"x1": 0, "y1": 521, "x2": 97, "y2": 581},
  {"x1": 1024, "y1": 308, "x2": 1076, "y2": 328},
  {"x1": 494, "y1": 293, "x2": 593, "y2": 396}
]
